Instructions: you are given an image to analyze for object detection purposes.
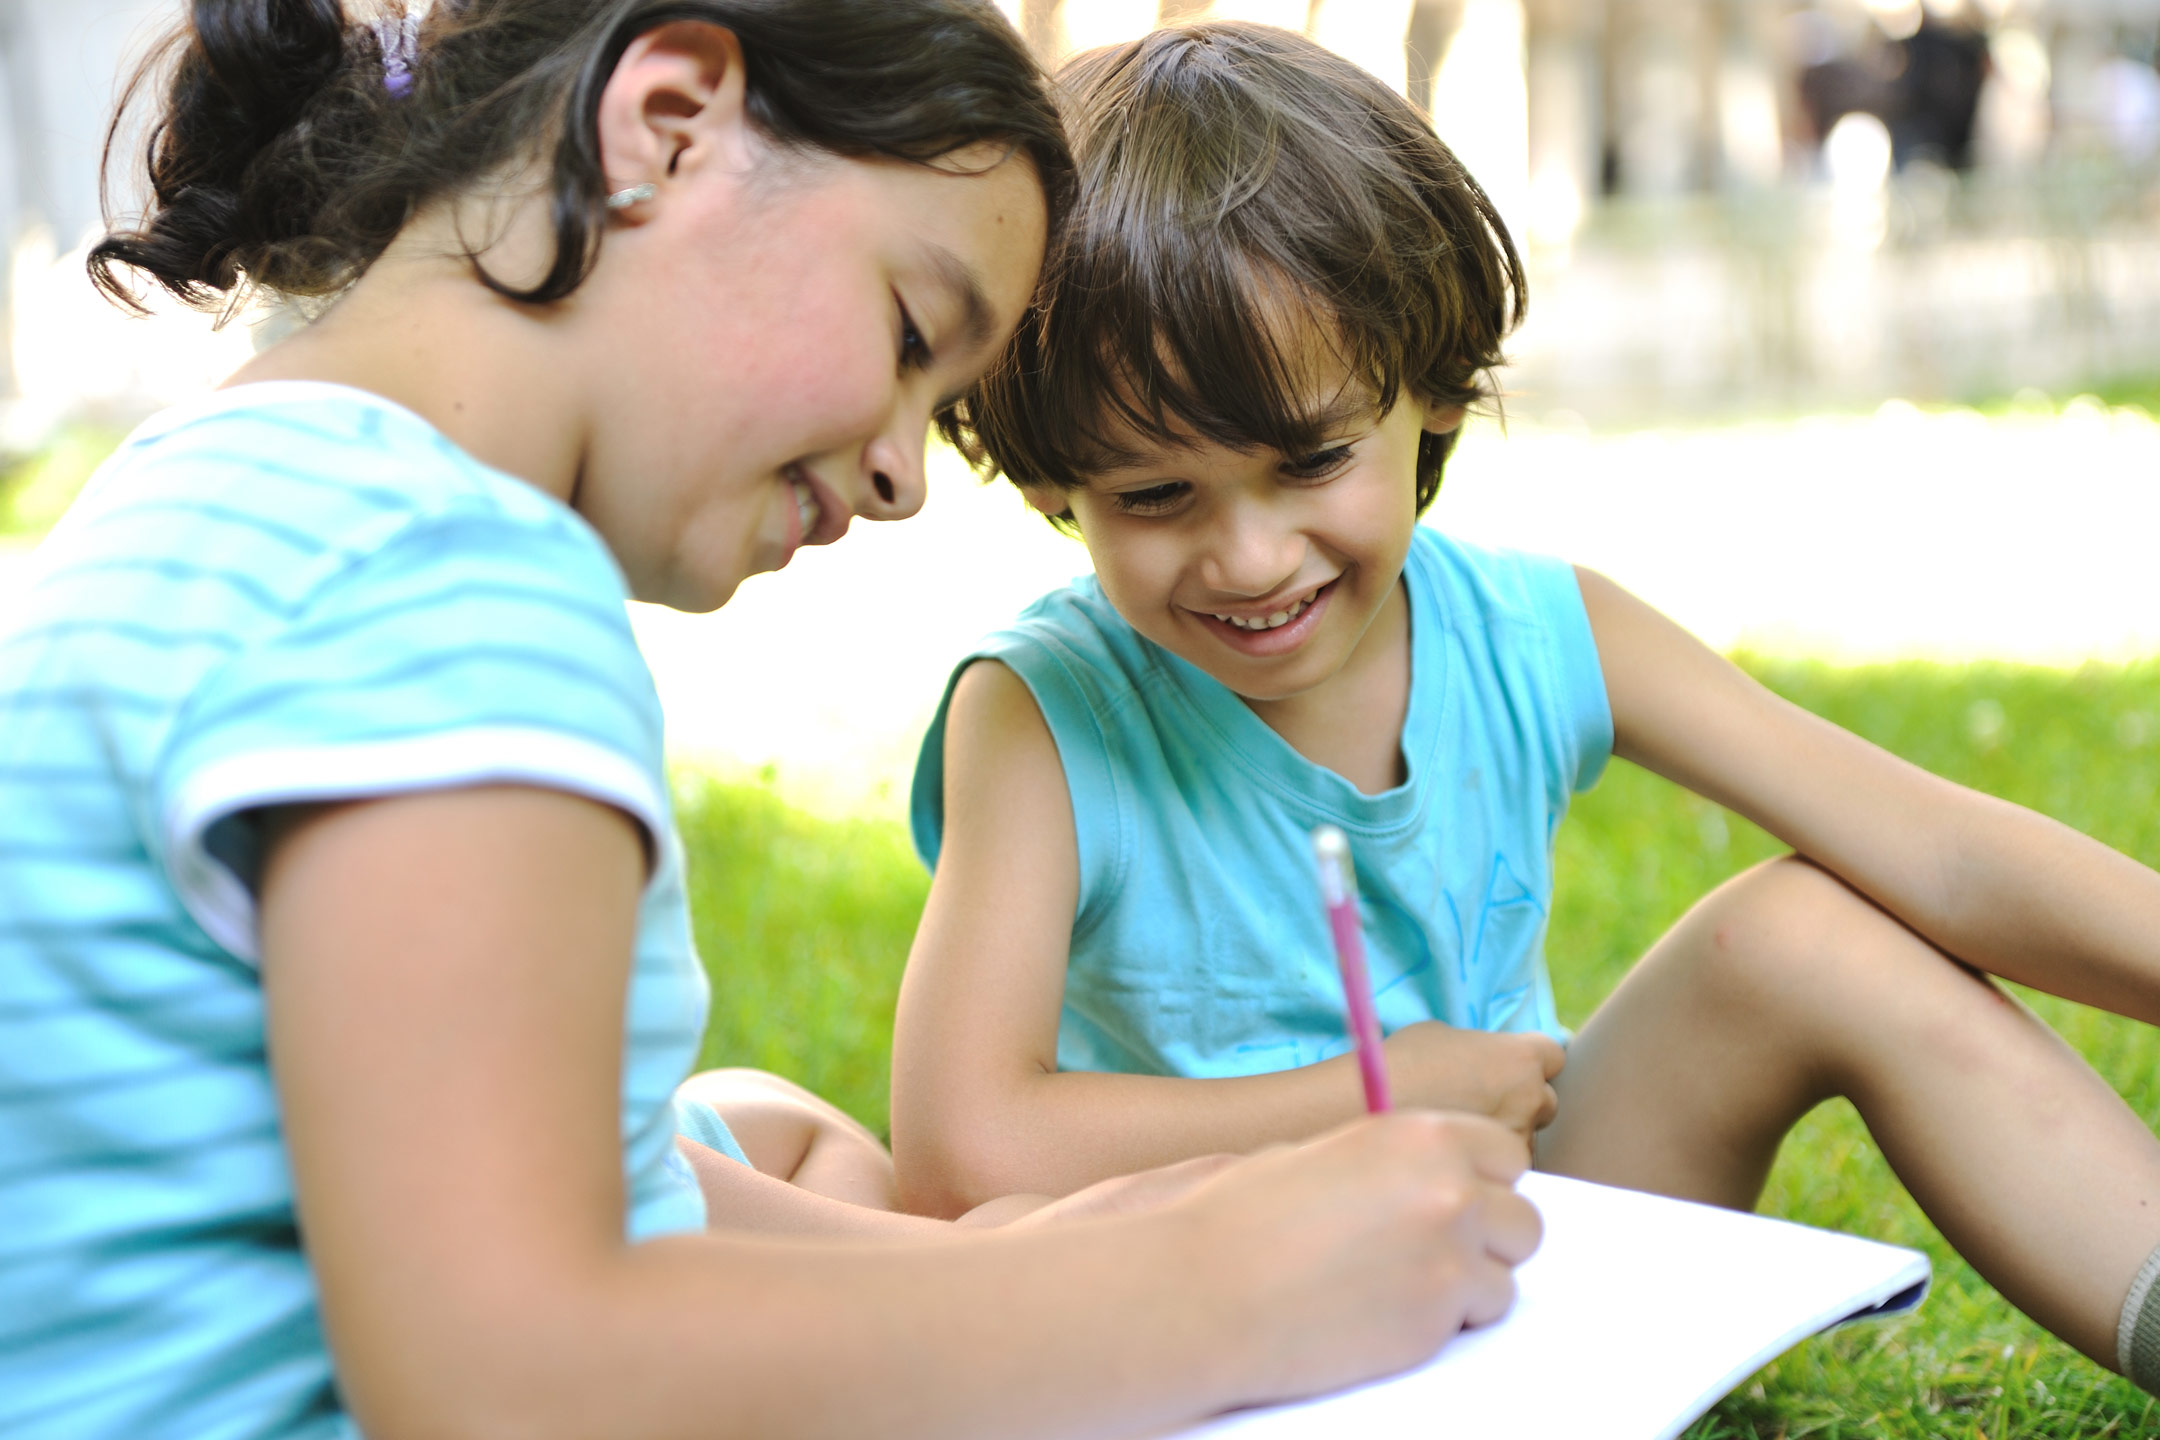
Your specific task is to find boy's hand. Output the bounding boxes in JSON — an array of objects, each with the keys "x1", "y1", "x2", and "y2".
[
  {"x1": 1171, "y1": 1112, "x2": 1541, "y2": 1406},
  {"x1": 1383, "y1": 1022, "x2": 1564, "y2": 1139}
]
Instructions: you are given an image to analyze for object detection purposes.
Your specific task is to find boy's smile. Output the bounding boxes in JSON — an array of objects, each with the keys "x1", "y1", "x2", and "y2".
[{"x1": 1194, "y1": 576, "x2": 1338, "y2": 656}]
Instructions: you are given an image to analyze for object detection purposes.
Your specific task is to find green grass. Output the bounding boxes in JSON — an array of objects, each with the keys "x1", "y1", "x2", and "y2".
[
  {"x1": 675, "y1": 773, "x2": 929, "y2": 1131},
  {"x1": 1961, "y1": 375, "x2": 2160, "y2": 419},
  {"x1": 674, "y1": 658, "x2": 2160, "y2": 1438},
  {"x1": 1555, "y1": 659, "x2": 2160, "y2": 1437},
  {"x1": 0, "y1": 426, "x2": 121, "y2": 539}
]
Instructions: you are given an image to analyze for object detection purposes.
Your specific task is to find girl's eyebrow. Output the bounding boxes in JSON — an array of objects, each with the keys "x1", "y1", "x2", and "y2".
[
  {"x1": 923, "y1": 243, "x2": 994, "y2": 353},
  {"x1": 920, "y1": 243, "x2": 995, "y2": 410}
]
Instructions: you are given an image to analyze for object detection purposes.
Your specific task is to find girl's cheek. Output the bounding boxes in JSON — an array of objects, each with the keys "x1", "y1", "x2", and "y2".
[{"x1": 787, "y1": 334, "x2": 894, "y2": 438}]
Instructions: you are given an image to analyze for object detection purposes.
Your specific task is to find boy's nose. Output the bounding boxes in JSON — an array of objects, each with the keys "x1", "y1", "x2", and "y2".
[{"x1": 1200, "y1": 512, "x2": 1303, "y2": 598}]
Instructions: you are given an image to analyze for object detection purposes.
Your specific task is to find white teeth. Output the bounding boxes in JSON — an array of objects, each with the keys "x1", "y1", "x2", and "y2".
[
  {"x1": 1211, "y1": 594, "x2": 1315, "y2": 630},
  {"x1": 789, "y1": 475, "x2": 821, "y2": 539}
]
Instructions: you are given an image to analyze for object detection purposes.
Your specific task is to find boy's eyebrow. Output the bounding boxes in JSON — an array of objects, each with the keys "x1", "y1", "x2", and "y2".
[
  {"x1": 1079, "y1": 393, "x2": 1382, "y2": 476},
  {"x1": 1299, "y1": 392, "x2": 1383, "y2": 436}
]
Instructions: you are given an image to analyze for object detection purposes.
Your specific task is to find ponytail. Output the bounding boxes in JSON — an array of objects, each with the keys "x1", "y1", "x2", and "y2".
[
  {"x1": 90, "y1": 0, "x2": 1071, "y2": 312},
  {"x1": 92, "y1": 1, "x2": 393, "y2": 309}
]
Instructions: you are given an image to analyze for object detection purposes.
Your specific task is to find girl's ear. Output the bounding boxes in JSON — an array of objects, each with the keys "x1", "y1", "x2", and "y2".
[
  {"x1": 1421, "y1": 399, "x2": 1467, "y2": 435},
  {"x1": 593, "y1": 22, "x2": 753, "y2": 210}
]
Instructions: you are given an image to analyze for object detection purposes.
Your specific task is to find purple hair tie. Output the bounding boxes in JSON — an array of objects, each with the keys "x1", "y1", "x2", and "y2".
[{"x1": 378, "y1": 12, "x2": 421, "y2": 98}]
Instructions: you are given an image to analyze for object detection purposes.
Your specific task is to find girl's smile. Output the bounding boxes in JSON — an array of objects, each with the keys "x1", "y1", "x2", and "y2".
[{"x1": 780, "y1": 463, "x2": 850, "y2": 567}]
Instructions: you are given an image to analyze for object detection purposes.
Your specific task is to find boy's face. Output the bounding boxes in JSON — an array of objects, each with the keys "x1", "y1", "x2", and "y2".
[{"x1": 1030, "y1": 388, "x2": 1458, "y2": 705}]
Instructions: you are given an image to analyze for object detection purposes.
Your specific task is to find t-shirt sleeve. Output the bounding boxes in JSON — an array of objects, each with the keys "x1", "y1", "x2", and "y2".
[
  {"x1": 153, "y1": 506, "x2": 669, "y2": 962},
  {"x1": 1520, "y1": 552, "x2": 1614, "y2": 796}
]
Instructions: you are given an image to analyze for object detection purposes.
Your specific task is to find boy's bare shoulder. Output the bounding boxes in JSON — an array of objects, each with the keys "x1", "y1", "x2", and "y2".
[
  {"x1": 948, "y1": 658, "x2": 1053, "y2": 755},
  {"x1": 940, "y1": 658, "x2": 1075, "y2": 848}
]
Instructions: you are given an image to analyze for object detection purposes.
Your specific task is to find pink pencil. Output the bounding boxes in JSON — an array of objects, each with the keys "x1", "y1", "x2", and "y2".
[{"x1": 1312, "y1": 825, "x2": 1393, "y2": 1113}]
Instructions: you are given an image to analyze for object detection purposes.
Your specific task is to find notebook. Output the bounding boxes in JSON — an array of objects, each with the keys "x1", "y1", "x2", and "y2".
[{"x1": 1176, "y1": 1171, "x2": 1931, "y2": 1440}]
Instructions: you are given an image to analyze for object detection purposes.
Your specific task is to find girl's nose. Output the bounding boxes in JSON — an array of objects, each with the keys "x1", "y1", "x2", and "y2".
[{"x1": 859, "y1": 421, "x2": 928, "y2": 523}]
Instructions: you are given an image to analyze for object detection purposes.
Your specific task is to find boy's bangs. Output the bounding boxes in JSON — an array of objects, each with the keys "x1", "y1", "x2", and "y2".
[
  {"x1": 1048, "y1": 255, "x2": 1399, "y2": 480},
  {"x1": 942, "y1": 20, "x2": 1525, "y2": 510}
]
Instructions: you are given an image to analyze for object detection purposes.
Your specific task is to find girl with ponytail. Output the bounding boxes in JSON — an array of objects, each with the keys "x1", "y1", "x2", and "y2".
[{"x1": 1, "y1": 3, "x2": 1540, "y2": 1438}]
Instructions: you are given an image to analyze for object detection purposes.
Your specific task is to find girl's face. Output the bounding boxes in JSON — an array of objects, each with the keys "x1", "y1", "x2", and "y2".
[
  {"x1": 563, "y1": 14, "x2": 1049, "y2": 615},
  {"x1": 578, "y1": 146, "x2": 1046, "y2": 612},
  {"x1": 1038, "y1": 389, "x2": 1454, "y2": 705}
]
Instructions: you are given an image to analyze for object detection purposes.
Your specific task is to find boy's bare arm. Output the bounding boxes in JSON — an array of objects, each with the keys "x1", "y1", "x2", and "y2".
[
  {"x1": 1577, "y1": 566, "x2": 2160, "y2": 1025},
  {"x1": 892, "y1": 661, "x2": 1561, "y2": 1215},
  {"x1": 260, "y1": 784, "x2": 1539, "y2": 1440}
]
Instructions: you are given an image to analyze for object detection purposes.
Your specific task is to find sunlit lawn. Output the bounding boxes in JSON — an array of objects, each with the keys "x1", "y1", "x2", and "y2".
[{"x1": 677, "y1": 657, "x2": 2160, "y2": 1439}]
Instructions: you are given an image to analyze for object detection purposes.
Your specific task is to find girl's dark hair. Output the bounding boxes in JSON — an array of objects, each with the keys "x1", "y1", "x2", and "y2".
[
  {"x1": 90, "y1": 0, "x2": 1072, "y2": 311},
  {"x1": 940, "y1": 21, "x2": 1524, "y2": 515}
]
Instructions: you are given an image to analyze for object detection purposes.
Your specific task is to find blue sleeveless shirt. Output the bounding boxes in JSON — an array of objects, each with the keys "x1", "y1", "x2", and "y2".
[{"x1": 912, "y1": 527, "x2": 1612, "y2": 1079}]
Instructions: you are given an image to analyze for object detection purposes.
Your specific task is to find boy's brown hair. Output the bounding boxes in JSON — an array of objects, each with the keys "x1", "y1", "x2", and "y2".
[{"x1": 939, "y1": 20, "x2": 1525, "y2": 515}]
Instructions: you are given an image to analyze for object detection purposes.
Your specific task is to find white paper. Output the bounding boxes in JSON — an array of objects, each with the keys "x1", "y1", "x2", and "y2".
[{"x1": 1177, "y1": 1172, "x2": 1930, "y2": 1440}]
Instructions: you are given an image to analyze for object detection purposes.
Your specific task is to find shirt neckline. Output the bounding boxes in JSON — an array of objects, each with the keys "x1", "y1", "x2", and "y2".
[
  {"x1": 1145, "y1": 527, "x2": 1449, "y2": 833},
  {"x1": 125, "y1": 380, "x2": 443, "y2": 450}
]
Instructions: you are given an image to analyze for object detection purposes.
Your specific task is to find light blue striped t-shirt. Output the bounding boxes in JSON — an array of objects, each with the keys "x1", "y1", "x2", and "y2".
[
  {"x1": 0, "y1": 383, "x2": 709, "y2": 1440},
  {"x1": 913, "y1": 527, "x2": 1612, "y2": 1079}
]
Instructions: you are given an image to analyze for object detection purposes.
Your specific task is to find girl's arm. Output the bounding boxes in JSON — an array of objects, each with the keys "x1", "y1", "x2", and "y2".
[
  {"x1": 263, "y1": 783, "x2": 1539, "y2": 1440},
  {"x1": 1575, "y1": 567, "x2": 2160, "y2": 1024},
  {"x1": 892, "y1": 661, "x2": 1562, "y2": 1217}
]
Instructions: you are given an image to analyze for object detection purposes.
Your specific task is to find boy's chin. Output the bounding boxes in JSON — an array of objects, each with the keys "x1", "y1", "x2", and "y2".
[{"x1": 1177, "y1": 644, "x2": 1343, "y2": 706}]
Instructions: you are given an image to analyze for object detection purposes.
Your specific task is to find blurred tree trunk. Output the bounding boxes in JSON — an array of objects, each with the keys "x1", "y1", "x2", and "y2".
[
  {"x1": 1021, "y1": 0, "x2": 1062, "y2": 57},
  {"x1": 1407, "y1": 0, "x2": 1464, "y2": 114}
]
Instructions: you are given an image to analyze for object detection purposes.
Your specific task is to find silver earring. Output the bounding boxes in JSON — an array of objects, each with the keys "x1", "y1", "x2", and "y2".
[{"x1": 606, "y1": 183, "x2": 657, "y2": 211}]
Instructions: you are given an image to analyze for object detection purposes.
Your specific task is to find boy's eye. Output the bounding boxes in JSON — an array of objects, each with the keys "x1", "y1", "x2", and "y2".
[
  {"x1": 1284, "y1": 445, "x2": 1354, "y2": 480},
  {"x1": 1111, "y1": 480, "x2": 1188, "y2": 515},
  {"x1": 897, "y1": 299, "x2": 934, "y2": 372}
]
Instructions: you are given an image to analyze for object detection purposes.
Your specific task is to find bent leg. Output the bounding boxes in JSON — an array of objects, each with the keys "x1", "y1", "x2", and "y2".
[
  {"x1": 1538, "y1": 856, "x2": 2160, "y2": 1369},
  {"x1": 676, "y1": 1067, "x2": 897, "y2": 1211}
]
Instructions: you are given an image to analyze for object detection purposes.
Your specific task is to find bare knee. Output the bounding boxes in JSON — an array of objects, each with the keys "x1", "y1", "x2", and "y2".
[
  {"x1": 1681, "y1": 857, "x2": 1879, "y2": 1003},
  {"x1": 1674, "y1": 856, "x2": 2009, "y2": 1075},
  {"x1": 680, "y1": 1066, "x2": 824, "y2": 1113},
  {"x1": 678, "y1": 1068, "x2": 880, "y2": 1174}
]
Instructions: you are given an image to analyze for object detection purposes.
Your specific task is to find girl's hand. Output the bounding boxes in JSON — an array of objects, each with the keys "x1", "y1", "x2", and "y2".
[
  {"x1": 1171, "y1": 1111, "x2": 1542, "y2": 1406},
  {"x1": 1383, "y1": 1022, "x2": 1565, "y2": 1140}
]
